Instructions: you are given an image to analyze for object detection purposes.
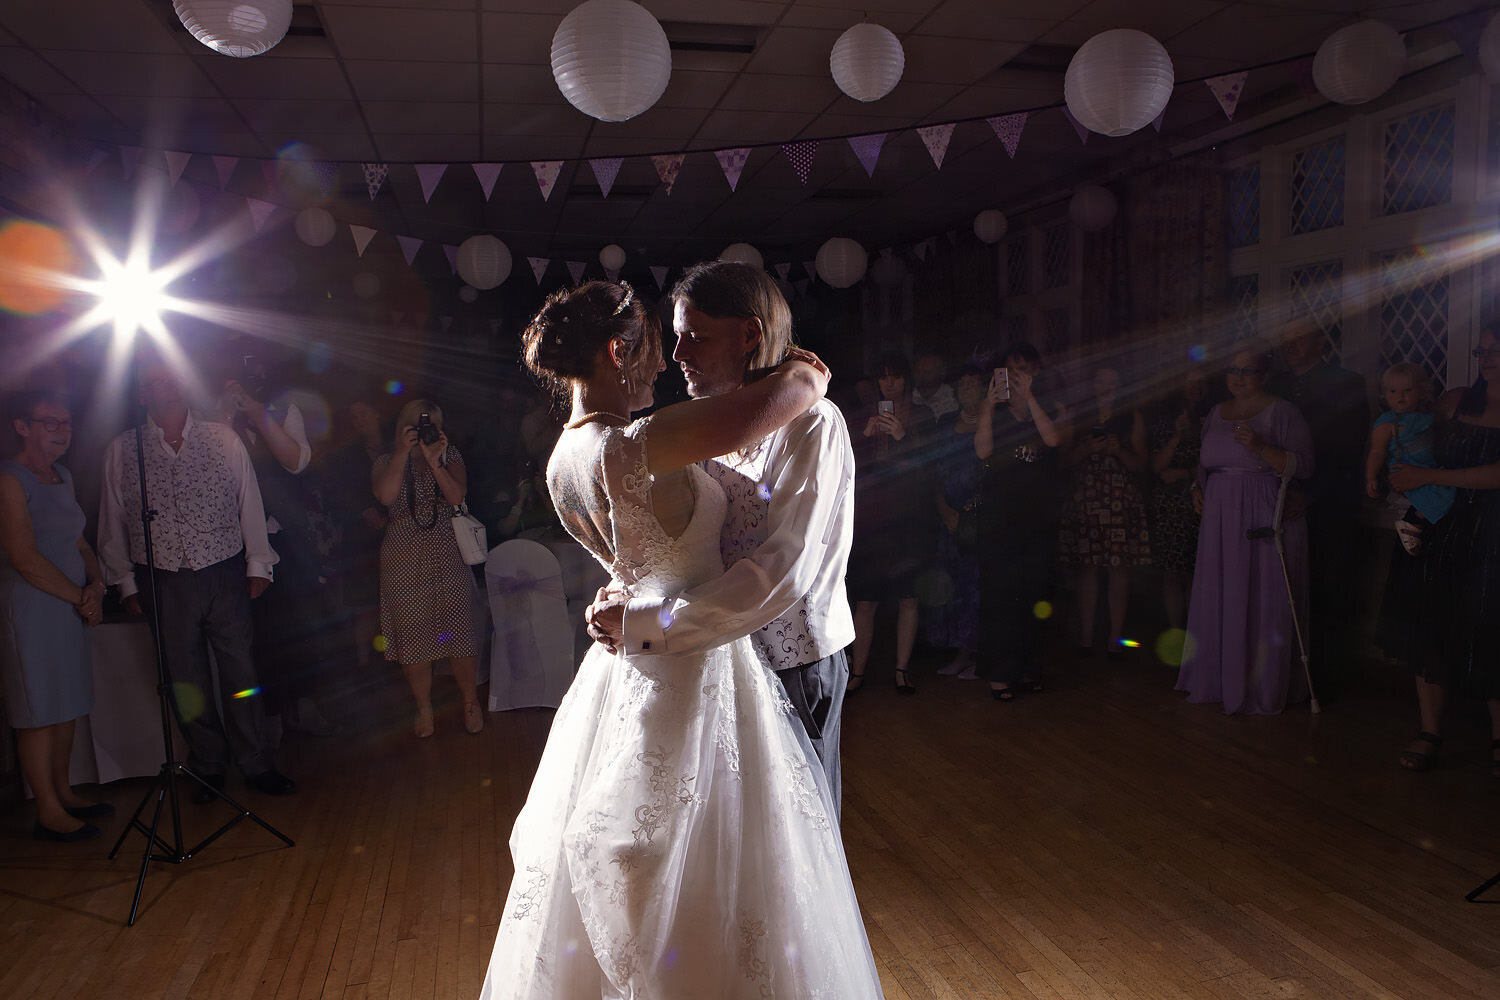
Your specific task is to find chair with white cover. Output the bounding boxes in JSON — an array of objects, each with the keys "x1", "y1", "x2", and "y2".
[{"x1": 485, "y1": 539, "x2": 574, "y2": 711}]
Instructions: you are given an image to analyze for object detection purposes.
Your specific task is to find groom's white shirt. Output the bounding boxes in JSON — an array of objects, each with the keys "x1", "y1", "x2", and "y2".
[{"x1": 621, "y1": 398, "x2": 856, "y2": 669}]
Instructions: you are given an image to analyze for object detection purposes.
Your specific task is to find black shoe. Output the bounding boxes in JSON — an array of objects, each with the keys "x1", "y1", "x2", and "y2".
[
  {"x1": 191, "y1": 774, "x2": 227, "y2": 805},
  {"x1": 64, "y1": 801, "x2": 115, "y2": 820},
  {"x1": 244, "y1": 769, "x2": 296, "y2": 796},
  {"x1": 34, "y1": 820, "x2": 102, "y2": 842},
  {"x1": 894, "y1": 668, "x2": 917, "y2": 696}
]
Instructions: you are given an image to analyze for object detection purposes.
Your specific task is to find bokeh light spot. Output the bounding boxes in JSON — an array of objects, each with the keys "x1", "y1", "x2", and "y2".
[
  {"x1": 306, "y1": 341, "x2": 333, "y2": 374},
  {"x1": 172, "y1": 682, "x2": 206, "y2": 722},
  {"x1": 385, "y1": 380, "x2": 404, "y2": 396},
  {"x1": 0, "y1": 220, "x2": 77, "y2": 315},
  {"x1": 1188, "y1": 343, "x2": 1208, "y2": 363},
  {"x1": 438, "y1": 630, "x2": 453, "y2": 644},
  {"x1": 373, "y1": 635, "x2": 389, "y2": 653},
  {"x1": 1118, "y1": 638, "x2": 1141, "y2": 648},
  {"x1": 1032, "y1": 600, "x2": 1054, "y2": 620},
  {"x1": 915, "y1": 568, "x2": 955, "y2": 608},
  {"x1": 1155, "y1": 628, "x2": 1191, "y2": 667},
  {"x1": 232, "y1": 686, "x2": 262, "y2": 700},
  {"x1": 756, "y1": 482, "x2": 773, "y2": 502}
]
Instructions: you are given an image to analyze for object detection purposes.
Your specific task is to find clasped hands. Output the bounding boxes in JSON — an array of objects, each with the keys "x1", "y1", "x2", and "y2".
[
  {"x1": 75, "y1": 580, "x2": 104, "y2": 626},
  {"x1": 585, "y1": 586, "x2": 629, "y2": 654}
]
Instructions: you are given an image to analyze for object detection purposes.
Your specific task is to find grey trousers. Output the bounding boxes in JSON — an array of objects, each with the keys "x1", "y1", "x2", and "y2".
[
  {"x1": 775, "y1": 648, "x2": 849, "y2": 818},
  {"x1": 135, "y1": 554, "x2": 274, "y2": 777}
]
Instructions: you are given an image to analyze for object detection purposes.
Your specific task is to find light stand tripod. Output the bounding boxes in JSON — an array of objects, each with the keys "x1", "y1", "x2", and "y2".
[{"x1": 107, "y1": 408, "x2": 293, "y2": 926}]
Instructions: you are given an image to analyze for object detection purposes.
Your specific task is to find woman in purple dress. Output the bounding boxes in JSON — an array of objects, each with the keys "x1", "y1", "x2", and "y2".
[{"x1": 1176, "y1": 346, "x2": 1315, "y2": 715}]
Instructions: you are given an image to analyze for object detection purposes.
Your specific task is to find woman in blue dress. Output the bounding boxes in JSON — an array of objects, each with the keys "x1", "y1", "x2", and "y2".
[{"x1": 0, "y1": 390, "x2": 109, "y2": 841}]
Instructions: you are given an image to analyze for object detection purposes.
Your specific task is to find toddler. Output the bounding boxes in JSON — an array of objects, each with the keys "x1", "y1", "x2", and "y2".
[{"x1": 1365, "y1": 362, "x2": 1454, "y2": 555}]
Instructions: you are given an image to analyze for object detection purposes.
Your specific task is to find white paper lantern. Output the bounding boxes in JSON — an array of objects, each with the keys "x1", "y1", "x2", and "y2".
[
  {"x1": 173, "y1": 1, "x2": 292, "y2": 58},
  {"x1": 295, "y1": 207, "x2": 336, "y2": 247},
  {"x1": 551, "y1": 0, "x2": 672, "y2": 122},
  {"x1": 1312, "y1": 21, "x2": 1405, "y2": 106},
  {"x1": 974, "y1": 209, "x2": 1008, "y2": 244},
  {"x1": 456, "y1": 235, "x2": 512, "y2": 290},
  {"x1": 1482, "y1": 14, "x2": 1500, "y2": 80},
  {"x1": 1064, "y1": 29, "x2": 1175, "y2": 137},
  {"x1": 352, "y1": 272, "x2": 380, "y2": 299},
  {"x1": 719, "y1": 242, "x2": 764, "y2": 270},
  {"x1": 458, "y1": 285, "x2": 479, "y2": 304},
  {"x1": 870, "y1": 252, "x2": 906, "y2": 288},
  {"x1": 1069, "y1": 186, "x2": 1118, "y2": 232},
  {"x1": 599, "y1": 244, "x2": 627, "y2": 271},
  {"x1": 830, "y1": 23, "x2": 905, "y2": 103},
  {"x1": 816, "y1": 237, "x2": 868, "y2": 289}
]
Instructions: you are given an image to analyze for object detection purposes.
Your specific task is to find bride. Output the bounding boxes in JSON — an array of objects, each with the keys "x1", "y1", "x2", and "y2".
[{"x1": 481, "y1": 281, "x2": 884, "y2": 998}]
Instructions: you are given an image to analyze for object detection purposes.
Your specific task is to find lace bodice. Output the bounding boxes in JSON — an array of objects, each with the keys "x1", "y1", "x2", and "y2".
[{"x1": 546, "y1": 417, "x2": 728, "y2": 600}]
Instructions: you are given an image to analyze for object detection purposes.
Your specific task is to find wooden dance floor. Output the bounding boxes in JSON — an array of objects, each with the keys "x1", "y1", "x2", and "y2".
[{"x1": 2, "y1": 654, "x2": 1498, "y2": 999}]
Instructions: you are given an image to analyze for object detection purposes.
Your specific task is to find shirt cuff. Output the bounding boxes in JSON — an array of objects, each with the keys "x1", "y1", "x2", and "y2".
[
  {"x1": 247, "y1": 560, "x2": 275, "y2": 582},
  {"x1": 622, "y1": 596, "x2": 669, "y2": 653},
  {"x1": 117, "y1": 577, "x2": 140, "y2": 599}
]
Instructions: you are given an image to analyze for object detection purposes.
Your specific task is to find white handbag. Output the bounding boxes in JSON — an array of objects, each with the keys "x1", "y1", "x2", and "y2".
[{"x1": 451, "y1": 503, "x2": 489, "y2": 565}]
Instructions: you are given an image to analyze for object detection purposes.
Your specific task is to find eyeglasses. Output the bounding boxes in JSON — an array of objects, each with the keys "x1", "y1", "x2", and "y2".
[
  {"x1": 1473, "y1": 348, "x2": 1500, "y2": 361},
  {"x1": 27, "y1": 418, "x2": 72, "y2": 432},
  {"x1": 1225, "y1": 367, "x2": 1266, "y2": 377}
]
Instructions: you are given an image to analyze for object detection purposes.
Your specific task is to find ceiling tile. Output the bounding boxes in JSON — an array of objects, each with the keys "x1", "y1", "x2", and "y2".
[
  {"x1": 655, "y1": 70, "x2": 735, "y2": 110},
  {"x1": 0, "y1": 1, "x2": 180, "y2": 53},
  {"x1": 592, "y1": 104, "x2": 708, "y2": 138},
  {"x1": 35, "y1": 93, "x2": 116, "y2": 132},
  {"x1": 95, "y1": 95, "x2": 246, "y2": 132},
  {"x1": 483, "y1": 64, "x2": 564, "y2": 105},
  {"x1": 719, "y1": 74, "x2": 841, "y2": 112},
  {"x1": 320, "y1": 6, "x2": 478, "y2": 62},
  {"x1": 483, "y1": 103, "x2": 591, "y2": 138},
  {"x1": 364, "y1": 101, "x2": 480, "y2": 133},
  {"x1": 346, "y1": 60, "x2": 480, "y2": 102},
  {"x1": 479, "y1": 12, "x2": 559, "y2": 64},
  {"x1": 902, "y1": 36, "x2": 1029, "y2": 84},
  {"x1": 1039, "y1": 0, "x2": 1231, "y2": 47},
  {"x1": 689, "y1": 109, "x2": 820, "y2": 145},
  {"x1": 235, "y1": 99, "x2": 370, "y2": 136},
  {"x1": 36, "y1": 50, "x2": 219, "y2": 98},
  {"x1": 481, "y1": 133, "x2": 584, "y2": 161},
  {"x1": 0, "y1": 48, "x2": 80, "y2": 94},
  {"x1": 648, "y1": 0, "x2": 784, "y2": 25},
  {"x1": 1166, "y1": 6, "x2": 1348, "y2": 64},
  {"x1": 825, "y1": 81, "x2": 954, "y2": 119},
  {"x1": 926, "y1": 84, "x2": 1061, "y2": 119},
  {"x1": 911, "y1": 8, "x2": 1069, "y2": 40},
  {"x1": 292, "y1": 134, "x2": 379, "y2": 161},
  {"x1": 778, "y1": 8, "x2": 923, "y2": 32},
  {"x1": 744, "y1": 26, "x2": 843, "y2": 76},
  {"x1": 196, "y1": 57, "x2": 352, "y2": 100},
  {"x1": 373, "y1": 134, "x2": 482, "y2": 161}
]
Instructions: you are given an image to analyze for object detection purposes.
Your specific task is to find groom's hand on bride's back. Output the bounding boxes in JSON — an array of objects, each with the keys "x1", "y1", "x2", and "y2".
[{"x1": 586, "y1": 586, "x2": 627, "y2": 653}]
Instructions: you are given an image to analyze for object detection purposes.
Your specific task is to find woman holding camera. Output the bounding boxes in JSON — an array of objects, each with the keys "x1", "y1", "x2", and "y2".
[{"x1": 373, "y1": 399, "x2": 482, "y2": 737}]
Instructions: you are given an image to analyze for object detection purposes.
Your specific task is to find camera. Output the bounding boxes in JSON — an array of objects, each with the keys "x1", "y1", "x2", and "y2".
[
  {"x1": 239, "y1": 354, "x2": 267, "y2": 403},
  {"x1": 417, "y1": 412, "x2": 440, "y2": 446}
]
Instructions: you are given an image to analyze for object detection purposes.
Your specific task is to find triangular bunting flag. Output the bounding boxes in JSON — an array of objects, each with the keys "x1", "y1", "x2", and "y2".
[
  {"x1": 472, "y1": 163, "x2": 503, "y2": 200},
  {"x1": 1061, "y1": 107, "x2": 1090, "y2": 145},
  {"x1": 590, "y1": 157, "x2": 623, "y2": 199},
  {"x1": 212, "y1": 155, "x2": 238, "y2": 190},
  {"x1": 314, "y1": 161, "x2": 339, "y2": 198},
  {"x1": 260, "y1": 159, "x2": 277, "y2": 190},
  {"x1": 847, "y1": 133, "x2": 886, "y2": 178},
  {"x1": 363, "y1": 163, "x2": 389, "y2": 199},
  {"x1": 651, "y1": 154, "x2": 684, "y2": 195},
  {"x1": 414, "y1": 164, "x2": 447, "y2": 203},
  {"x1": 605, "y1": 267, "x2": 620, "y2": 281},
  {"x1": 714, "y1": 148, "x2": 751, "y2": 192},
  {"x1": 532, "y1": 161, "x2": 563, "y2": 200},
  {"x1": 245, "y1": 198, "x2": 275, "y2": 232},
  {"x1": 391, "y1": 311, "x2": 404, "y2": 326},
  {"x1": 1205, "y1": 71, "x2": 1248, "y2": 121},
  {"x1": 986, "y1": 113, "x2": 1027, "y2": 158},
  {"x1": 775, "y1": 262, "x2": 791, "y2": 281},
  {"x1": 120, "y1": 146, "x2": 142, "y2": 180},
  {"x1": 914, "y1": 242, "x2": 928, "y2": 263},
  {"x1": 566, "y1": 260, "x2": 586, "y2": 284},
  {"x1": 396, "y1": 235, "x2": 422, "y2": 266},
  {"x1": 86, "y1": 149, "x2": 108, "y2": 173},
  {"x1": 1151, "y1": 108, "x2": 1166, "y2": 132},
  {"x1": 350, "y1": 224, "x2": 377, "y2": 257},
  {"x1": 782, "y1": 140, "x2": 818, "y2": 185},
  {"x1": 649, "y1": 265, "x2": 669, "y2": 291},
  {"x1": 164, "y1": 151, "x2": 192, "y2": 186},
  {"x1": 443, "y1": 244, "x2": 459, "y2": 274},
  {"x1": 528, "y1": 257, "x2": 549, "y2": 283},
  {"x1": 440, "y1": 316, "x2": 454, "y2": 333},
  {"x1": 803, "y1": 260, "x2": 817, "y2": 283},
  {"x1": 917, "y1": 123, "x2": 955, "y2": 169}
]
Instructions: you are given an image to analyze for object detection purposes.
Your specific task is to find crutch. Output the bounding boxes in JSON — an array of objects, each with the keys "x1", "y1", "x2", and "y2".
[{"x1": 1245, "y1": 452, "x2": 1321, "y2": 713}]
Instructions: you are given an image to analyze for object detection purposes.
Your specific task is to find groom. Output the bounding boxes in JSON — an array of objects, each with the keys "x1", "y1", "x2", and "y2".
[{"x1": 587, "y1": 261, "x2": 857, "y2": 809}]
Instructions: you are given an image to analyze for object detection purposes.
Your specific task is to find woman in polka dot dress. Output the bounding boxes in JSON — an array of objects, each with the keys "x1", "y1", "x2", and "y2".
[{"x1": 373, "y1": 399, "x2": 482, "y2": 737}]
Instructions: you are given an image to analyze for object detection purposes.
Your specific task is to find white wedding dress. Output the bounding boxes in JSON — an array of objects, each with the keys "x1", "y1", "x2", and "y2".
[{"x1": 481, "y1": 419, "x2": 884, "y2": 999}]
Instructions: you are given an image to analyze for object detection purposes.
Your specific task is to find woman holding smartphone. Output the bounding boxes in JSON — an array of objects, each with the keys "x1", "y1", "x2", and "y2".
[
  {"x1": 973, "y1": 342, "x2": 1068, "y2": 700},
  {"x1": 847, "y1": 353, "x2": 936, "y2": 694}
]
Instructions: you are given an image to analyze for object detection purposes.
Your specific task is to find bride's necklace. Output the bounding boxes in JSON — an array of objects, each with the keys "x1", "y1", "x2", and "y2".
[{"x1": 564, "y1": 410, "x2": 630, "y2": 429}]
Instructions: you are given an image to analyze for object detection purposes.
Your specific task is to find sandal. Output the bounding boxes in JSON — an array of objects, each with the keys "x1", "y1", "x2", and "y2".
[
  {"x1": 845, "y1": 669, "x2": 866, "y2": 694},
  {"x1": 990, "y1": 683, "x2": 1014, "y2": 702},
  {"x1": 894, "y1": 668, "x2": 917, "y2": 696},
  {"x1": 1398, "y1": 731, "x2": 1442, "y2": 771}
]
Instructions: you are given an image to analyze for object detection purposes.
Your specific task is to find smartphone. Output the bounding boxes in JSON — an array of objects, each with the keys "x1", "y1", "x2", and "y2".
[
  {"x1": 877, "y1": 400, "x2": 894, "y2": 415},
  {"x1": 239, "y1": 354, "x2": 265, "y2": 402},
  {"x1": 993, "y1": 367, "x2": 1010, "y2": 401}
]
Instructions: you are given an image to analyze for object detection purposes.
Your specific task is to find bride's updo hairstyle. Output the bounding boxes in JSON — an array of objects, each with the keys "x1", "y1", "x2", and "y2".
[{"x1": 523, "y1": 280, "x2": 660, "y2": 400}]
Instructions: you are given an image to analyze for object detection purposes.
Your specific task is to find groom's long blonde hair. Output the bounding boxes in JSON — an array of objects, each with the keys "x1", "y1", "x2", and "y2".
[{"x1": 670, "y1": 261, "x2": 794, "y2": 377}]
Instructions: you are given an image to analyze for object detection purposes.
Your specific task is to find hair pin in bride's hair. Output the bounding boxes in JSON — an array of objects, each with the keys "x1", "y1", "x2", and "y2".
[{"x1": 611, "y1": 282, "x2": 635, "y2": 318}]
